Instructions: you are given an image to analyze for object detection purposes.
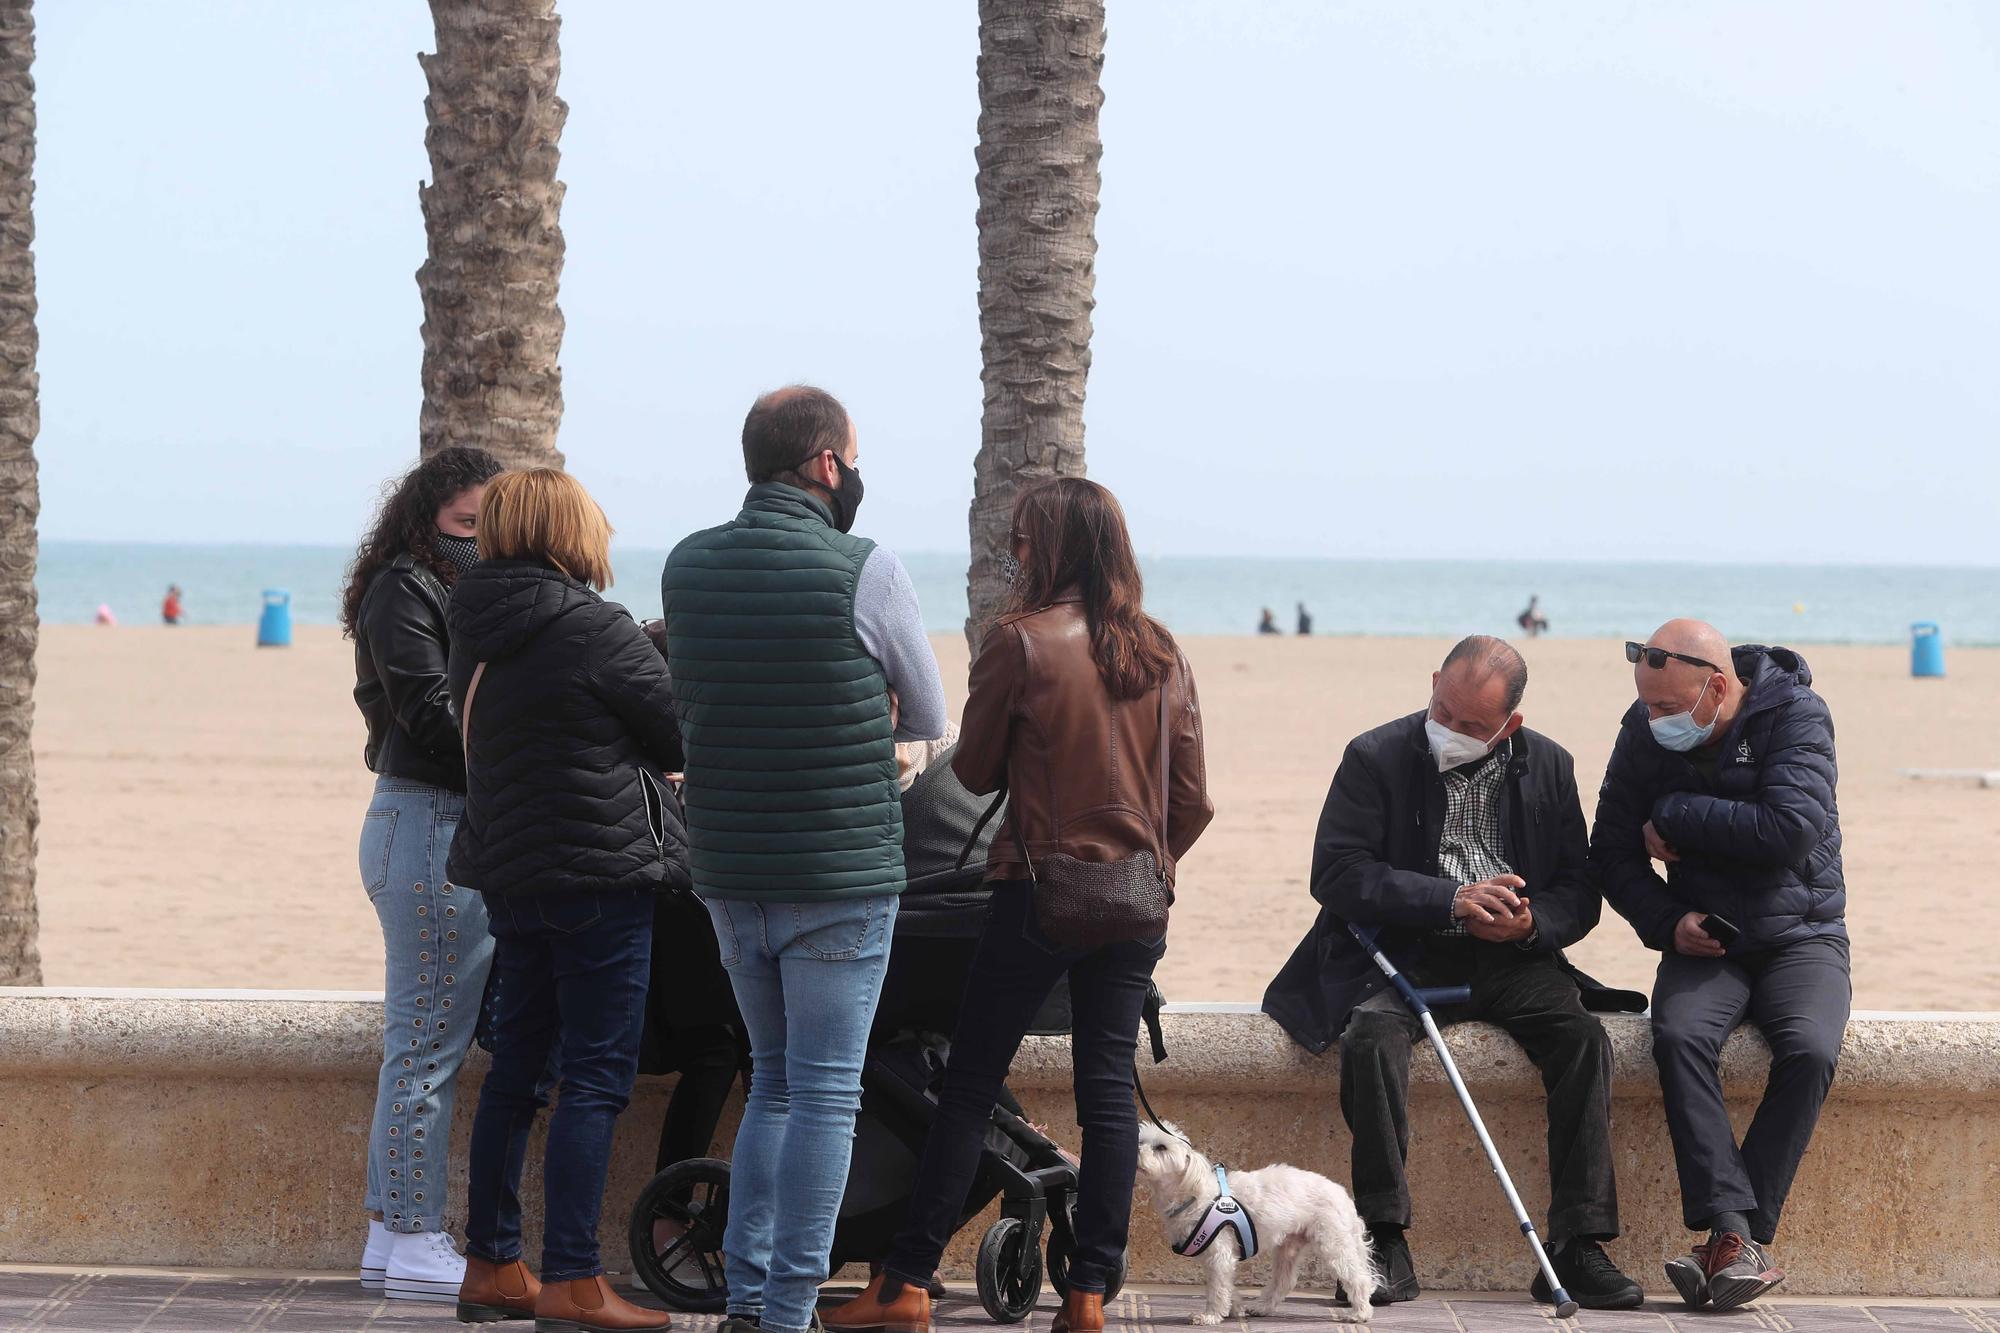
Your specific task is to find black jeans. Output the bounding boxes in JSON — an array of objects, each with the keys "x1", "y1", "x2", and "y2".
[
  {"x1": 465, "y1": 890, "x2": 654, "y2": 1282},
  {"x1": 884, "y1": 883, "x2": 1165, "y2": 1295},
  {"x1": 656, "y1": 1033, "x2": 747, "y2": 1172},
  {"x1": 1651, "y1": 933, "x2": 1850, "y2": 1243},
  {"x1": 1338, "y1": 938, "x2": 1619, "y2": 1242}
]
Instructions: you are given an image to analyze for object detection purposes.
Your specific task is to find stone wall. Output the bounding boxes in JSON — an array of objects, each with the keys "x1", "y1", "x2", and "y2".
[{"x1": 1, "y1": 990, "x2": 1994, "y2": 1297}]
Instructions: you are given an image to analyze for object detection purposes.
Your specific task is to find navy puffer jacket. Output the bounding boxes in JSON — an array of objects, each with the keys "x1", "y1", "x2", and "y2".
[
  {"x1": 445, "y1": 560, "x2": 690, "y2": 897},
  {"x1": 1590, "y1": 645, "x2": 1845, "y2": 954}
]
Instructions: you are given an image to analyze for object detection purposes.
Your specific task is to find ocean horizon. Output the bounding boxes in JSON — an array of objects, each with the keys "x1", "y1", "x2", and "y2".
[{"x1": 33, "y1": 539, "x2": 2000, "y2": 647}]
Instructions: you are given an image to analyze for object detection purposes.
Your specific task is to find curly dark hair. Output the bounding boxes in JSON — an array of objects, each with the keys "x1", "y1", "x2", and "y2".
[{"x1": 340, "y1": 446, "x2": 505, "y2": 637}]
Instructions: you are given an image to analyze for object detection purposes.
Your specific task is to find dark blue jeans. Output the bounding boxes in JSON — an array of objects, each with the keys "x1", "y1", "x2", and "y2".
[
  {"x1": 885, "y1": 883, "x2": 1165, "y2": 1296},
  {"x1": 464, "y1": 890, "x2": 654, "y2": 1282}
]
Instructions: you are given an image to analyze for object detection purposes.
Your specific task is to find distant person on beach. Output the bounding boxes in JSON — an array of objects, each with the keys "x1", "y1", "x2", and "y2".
[
  {"x1": 446, "y1": 469, "x2": 685, "y2": 1329},
  {"x1": 94, "y1": 603, "x2": 116, "y2": 626},
  {"x1": 341, "y1": 444, "x2": 502, "y2": 1302},
  {"x1": 1263, "y1": 634, "x2": 1646, "y2": 1313},
  {"x1": 161, "y1": 585, "x2": 183, "y2": 625},
  {"x1": 1258, "y1": 607, "x2": 1281, "y2": 635},
  {"x1": 1592, "y1": 621, "x2": 1848, "y2": 1314},
  {"x1": 1518, "y1": 595, "x2": 1549, "y2": 637},
  {"x1": 1297, "y1": 602, "x2": 1314, "y2": 636},
  {"x1": 664, "y1": 386, "x2": 945, "y2": 1333}
]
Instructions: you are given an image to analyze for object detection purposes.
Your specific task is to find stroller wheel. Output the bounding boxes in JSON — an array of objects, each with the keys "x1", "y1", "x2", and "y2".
[
  {"x1": 1046, "y1": 1211, "x2": 1127, "y2": 1303},
  {"x1": 627, "y1": 1156, "x2": 732, "y2": 1312},
  {"x1": 975, "y1": 1216, "x2": 1044, "y2": 1324}
]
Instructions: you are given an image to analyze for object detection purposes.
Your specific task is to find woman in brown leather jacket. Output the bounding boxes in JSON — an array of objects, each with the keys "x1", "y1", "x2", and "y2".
[{"x1": 827, "y1": 478, "x2": 1213, "y2": 1333}]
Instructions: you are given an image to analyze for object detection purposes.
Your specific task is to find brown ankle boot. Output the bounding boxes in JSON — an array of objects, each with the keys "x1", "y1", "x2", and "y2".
[
  {"x1": 532, "y1": 1274, "x2": 672, "y2": 1331},
  {"x1": 456, "y1": 1256, "x2": 540, "y2": 1322},
  {"x1": 822, "y1": 1272, "x2": 933, "y2": 1333},
  {"x1": 1051, "y1": 1290, "x2": 1104, "y2": 1333}
]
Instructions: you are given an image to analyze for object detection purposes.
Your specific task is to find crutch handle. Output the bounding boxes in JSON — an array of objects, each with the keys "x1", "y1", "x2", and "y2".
[{"x1": 1346, "y1": 922, "x2": 1437, "y2": 1016}]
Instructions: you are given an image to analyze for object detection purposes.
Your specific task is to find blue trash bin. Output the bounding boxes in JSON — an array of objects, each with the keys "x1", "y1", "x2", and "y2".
[
  {"x1": 257, "y1": 589, "x2": 293, "y2": 648},
  {"x1": 1911, "y1": 622, "x2": 1944, "y2": 678}
]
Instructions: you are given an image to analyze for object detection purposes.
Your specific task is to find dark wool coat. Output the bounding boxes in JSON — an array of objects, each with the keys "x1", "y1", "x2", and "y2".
[{"x1": 1264, "y1": 712, "x2": 1640, "y2": 1056}]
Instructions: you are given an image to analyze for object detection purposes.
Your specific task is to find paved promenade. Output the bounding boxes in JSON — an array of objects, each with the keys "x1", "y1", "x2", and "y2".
[{"x1": 3, "y1": 1273, "x2": 1997, "y2": 1333}]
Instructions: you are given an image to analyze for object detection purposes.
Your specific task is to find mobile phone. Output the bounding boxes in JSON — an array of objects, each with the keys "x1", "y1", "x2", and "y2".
[{"x1": 1699, "y1": 914, "x2": 1740, "y2": 947}]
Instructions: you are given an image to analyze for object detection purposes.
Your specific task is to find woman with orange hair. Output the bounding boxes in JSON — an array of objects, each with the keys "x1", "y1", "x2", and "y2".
[{"x1": 445, "y1": 469, "x2": 683, "y2": 1331}]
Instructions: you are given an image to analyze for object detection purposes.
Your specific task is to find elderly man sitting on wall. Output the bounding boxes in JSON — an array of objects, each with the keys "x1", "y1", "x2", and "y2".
[
  {"x1": 1264, "y1": 635, "x2": 1645, "y2": 1312},
  {"x1": 1592, "y1": 619, "x2": 1848, "y2": 1315}
]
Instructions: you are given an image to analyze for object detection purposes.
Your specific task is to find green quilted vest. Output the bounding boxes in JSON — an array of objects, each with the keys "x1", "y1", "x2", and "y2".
[{"x1": 661, "y1": 484, "x2": 903, "y2": 901}]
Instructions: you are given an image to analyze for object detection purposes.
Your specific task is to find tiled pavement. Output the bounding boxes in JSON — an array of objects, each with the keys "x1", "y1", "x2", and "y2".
[{"x1": 2, "y1": 1273, "x2": 1997, "y2": 1333}]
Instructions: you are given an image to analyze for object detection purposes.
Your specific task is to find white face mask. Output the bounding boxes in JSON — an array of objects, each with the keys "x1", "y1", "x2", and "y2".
[{"x1": 1425, "y1": 714, "x2": 1510, "y2": 773}]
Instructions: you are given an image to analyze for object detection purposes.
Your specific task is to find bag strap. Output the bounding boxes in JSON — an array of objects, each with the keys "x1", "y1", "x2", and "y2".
[
  {"x1": 459, "y1": 660, "x2": 488, "y2": 764},
  {"x1": 1153, "y1": 663, "x2": 1174, "y2": 868},
  {"x1": 957, "y1": 786, "x2": 1008, "y2": 873}
]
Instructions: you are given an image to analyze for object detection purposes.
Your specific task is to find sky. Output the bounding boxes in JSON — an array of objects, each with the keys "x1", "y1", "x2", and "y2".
[{"x1": 31, "y1": 0, "x2": 2000, "y2": 564}]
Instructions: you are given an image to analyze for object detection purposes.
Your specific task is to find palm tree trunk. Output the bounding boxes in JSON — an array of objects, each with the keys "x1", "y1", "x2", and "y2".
[
  {"x1": 964, "y1": 0, "x2": 1105, "y2": 646},
  {"x1": 0, "y1": 0, "x2": 39, "y2": 985},
  {"x1": 417, "y1": 0, "x2": 568, "y2": 469}
]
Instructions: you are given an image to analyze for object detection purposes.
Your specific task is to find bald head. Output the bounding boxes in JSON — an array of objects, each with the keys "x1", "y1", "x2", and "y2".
[
  {"x1": 1636, "y1": 617, "x2": 1738, "y2": 737},
  {"x1": 1649, "y1": 618, "x2": 1731, "y2": 670}
]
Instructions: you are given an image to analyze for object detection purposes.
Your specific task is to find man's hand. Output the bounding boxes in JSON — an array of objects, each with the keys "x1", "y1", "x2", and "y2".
[
  {"x1": 1469, "y1": 901, "x2": 1535, "y2": 944},
  {"x1": 889, "y1": 688, "x2": 901, "y2": 735},
  {"x1": 1673, "y1": 911, "x2": 1726, "y2": 957},
  {"x1": 1453, "y1": 873, "x2": 1526, "y2": 924},
  {"x1": 1643, "y1": 820, "x2": 1679, "y2": 863}
]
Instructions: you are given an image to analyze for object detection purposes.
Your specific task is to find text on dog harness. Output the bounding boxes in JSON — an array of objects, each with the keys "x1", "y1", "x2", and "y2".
[{"x1": 1172, "y1": 1165, "x2": 1259, "y2": 1260}]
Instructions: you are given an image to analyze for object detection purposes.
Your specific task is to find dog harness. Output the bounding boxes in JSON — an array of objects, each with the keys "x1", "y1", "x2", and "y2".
[{"x1": 1171, "y1": 1165, "x2": 1259, "y2": 1260}]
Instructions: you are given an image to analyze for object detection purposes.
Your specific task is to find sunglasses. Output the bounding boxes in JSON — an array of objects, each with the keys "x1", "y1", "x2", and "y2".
[{"x1": 1625, "y1": 642, "x2": 1720, "y2": 673}]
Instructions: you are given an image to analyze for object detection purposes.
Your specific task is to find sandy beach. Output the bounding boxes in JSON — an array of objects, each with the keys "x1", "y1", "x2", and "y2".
[{"x1": 30, "y1": 625, "x2": 2000, "y2": 1009}]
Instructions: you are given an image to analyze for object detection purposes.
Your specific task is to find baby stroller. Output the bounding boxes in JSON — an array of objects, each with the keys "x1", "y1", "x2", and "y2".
[{"x1": 627, "y1": 750, "x2": 1124, "y2": 1323}]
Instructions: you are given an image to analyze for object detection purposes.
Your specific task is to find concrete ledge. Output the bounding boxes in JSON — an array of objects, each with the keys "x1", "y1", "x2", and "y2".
[{"x1": 1, "y1": 989, "x2": 1994, "y2": 1297}]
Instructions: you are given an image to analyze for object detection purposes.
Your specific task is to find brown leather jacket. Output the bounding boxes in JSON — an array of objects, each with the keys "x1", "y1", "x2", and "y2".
[{"x1": 953, "y1": 597, "x2": 1214, "y2": 888}]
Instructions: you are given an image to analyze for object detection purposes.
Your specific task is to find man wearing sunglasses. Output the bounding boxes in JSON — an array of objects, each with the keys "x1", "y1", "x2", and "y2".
[{"x1": 1591, "y1": 619, "x2": 1849, "y2": 1314}]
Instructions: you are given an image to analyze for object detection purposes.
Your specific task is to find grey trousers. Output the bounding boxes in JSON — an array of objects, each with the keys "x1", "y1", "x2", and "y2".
[
  {"x1": 1650, "y1": 934, "x2": 1851, "y2": 1243},
  {"x1": 1338, "y1": 941, "x2": 1620, "y2": 1243}
]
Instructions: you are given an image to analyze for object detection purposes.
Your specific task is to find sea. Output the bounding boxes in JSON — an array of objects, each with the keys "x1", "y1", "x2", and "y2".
[{"x1": 33, "y1": 541, "x2": 2000, "y2": 647}]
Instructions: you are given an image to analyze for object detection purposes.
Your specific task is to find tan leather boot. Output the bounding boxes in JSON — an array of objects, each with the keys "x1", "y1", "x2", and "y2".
[
  {"x1": 532, "y1": 1274, "x2": 672, "y2": 1331},
  {"x1": 821, "y1": 1272, "x2": 933, "y2": 1333},
  {"x1": 456, "y1": 1255, "x2": 540, "y2": 1322},
  {"x1": 1051, "y1": 1290, "x2": 1104, "y2": 1333}
]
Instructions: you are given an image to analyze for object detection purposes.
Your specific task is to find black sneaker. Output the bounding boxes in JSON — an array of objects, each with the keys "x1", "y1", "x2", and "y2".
[
  {"x1": 1531, "y1": 1240, "x2": 1645, "y2": 1311},
  {"x1": 1368, "y1": 1229, "x2": 1419, "y2": 1305},
  {"x1": 1706, "y1": 1233, "x2": 1784, "y2": 1311}
]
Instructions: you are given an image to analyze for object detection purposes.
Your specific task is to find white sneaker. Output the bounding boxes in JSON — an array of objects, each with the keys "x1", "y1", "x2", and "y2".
[
  {"x1": 360, "y1": 1219, "x2": 391, "y2": 1291},
  {"x1": 383, "y1": 1228, "x2": 466, "y2": 1303}
]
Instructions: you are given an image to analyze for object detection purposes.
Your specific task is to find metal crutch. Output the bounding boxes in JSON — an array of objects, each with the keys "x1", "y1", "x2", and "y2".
[{"x1": 1348, "y1": 922, "x2": 1580, "y2": 1319}]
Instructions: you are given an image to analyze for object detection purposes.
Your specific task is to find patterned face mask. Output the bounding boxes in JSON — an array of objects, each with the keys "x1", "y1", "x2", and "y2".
[{"x1": 434, "y1": 531, "x2": 480, "y2": 576}]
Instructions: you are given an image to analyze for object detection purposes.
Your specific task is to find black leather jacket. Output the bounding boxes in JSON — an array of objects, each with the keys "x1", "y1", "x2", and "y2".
[{"x1": 354, "y1": 555, "x2": 465, "y2": 791}]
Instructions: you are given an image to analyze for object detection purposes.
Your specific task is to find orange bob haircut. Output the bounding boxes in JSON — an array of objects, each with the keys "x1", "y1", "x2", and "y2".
[{"x1": 477, "y1": 468, "x2": 616, "y2": 591}]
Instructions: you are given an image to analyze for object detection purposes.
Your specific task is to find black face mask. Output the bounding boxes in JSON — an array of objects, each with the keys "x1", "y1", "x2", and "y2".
[
  {"x1": 827, "y1": 453, "x2": 865, "y2": 534},
  {"x1": 434, "y1": 531, "x2": 480, "y2": 576}
]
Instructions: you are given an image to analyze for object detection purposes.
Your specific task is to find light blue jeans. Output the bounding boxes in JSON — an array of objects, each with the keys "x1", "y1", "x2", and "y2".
[
  {"x1": 360, "y1": 777, "x2": 496, "y2": 1234},
  {"x1": 704, "y1": 893, "x2": 898, "y2": 1333}
]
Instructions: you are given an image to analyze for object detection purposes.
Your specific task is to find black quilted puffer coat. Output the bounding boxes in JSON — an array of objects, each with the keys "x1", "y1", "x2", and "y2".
[
  {"x1": 444, "y1": 560, "x2": 690, "y2": 897},
  {"x1": 1591, "y1": 645, "x2": 1845, "y2": 954}
]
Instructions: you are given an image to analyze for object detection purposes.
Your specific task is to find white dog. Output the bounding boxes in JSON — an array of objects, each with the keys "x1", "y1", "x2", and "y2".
[{"x1": 1134, "y1": 1121, "x2": 1375, "y2": 1324}]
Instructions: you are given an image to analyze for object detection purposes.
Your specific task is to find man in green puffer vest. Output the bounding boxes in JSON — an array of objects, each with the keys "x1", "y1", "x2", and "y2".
[{"x1": 661, "y1": 385, "x2": 945, "y2": 1333}]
